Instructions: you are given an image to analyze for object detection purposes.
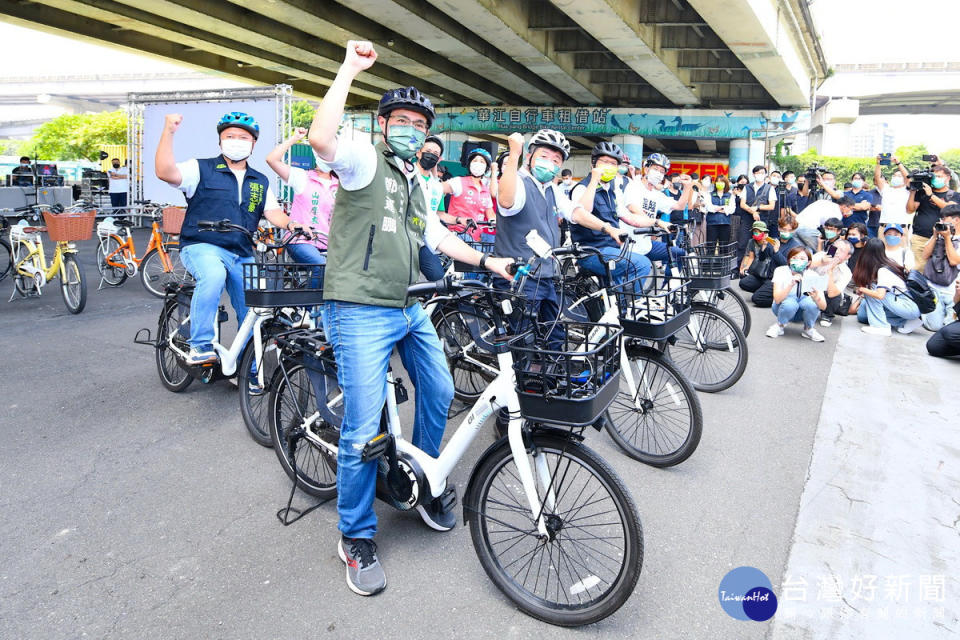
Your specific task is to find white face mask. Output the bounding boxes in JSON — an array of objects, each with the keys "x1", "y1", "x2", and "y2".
[
  {"x1": 646, "y1": 169, "x2": 664, "y2": 186},
  {"x1": 469, "y1": 160, "x2": 487, "y2": 178},
  {"x1": 754, "y1": 173, "x2": 765, "y2": 183},
  {"x1": 890, "y1": 175, "x2": 904, "y2": 187},
  {"x1": 221, "y1": 138, "x2": 253, "y2": 162},
  {"x1": 823, "y1": 179, "x2": 835, "y2": 189},
  {"x1": 562, "y1": 178, "x2": 573, "y2": 186},
  {"x1": 770, "y1": 176, "x2": 781, "y2": 185}
]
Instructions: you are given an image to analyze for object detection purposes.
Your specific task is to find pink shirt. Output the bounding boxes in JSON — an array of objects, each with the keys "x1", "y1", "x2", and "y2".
[
  {"x1": 288, "y1": 167, "x2": 337, "y2": 249},
  {"x1": 446, "y1": 176, "x2": 493, "y2": 240}
]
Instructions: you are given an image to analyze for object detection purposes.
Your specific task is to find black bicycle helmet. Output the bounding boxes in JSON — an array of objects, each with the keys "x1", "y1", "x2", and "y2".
[
  {"x1": 423, "y1": 135, "x2": 444, "y2": 155},
  {"x1": 527, "y1": 129, "x2": 570, "y2": 161},
  {"x1": 591, "y1": 141, "x2": 624, "y2": 165},
  {"x1": 378, "y1": 87, "x2": 436, "y2": 128},
  {"x1": 217, "y1": 112, "x2": 260, "y2": 140}
]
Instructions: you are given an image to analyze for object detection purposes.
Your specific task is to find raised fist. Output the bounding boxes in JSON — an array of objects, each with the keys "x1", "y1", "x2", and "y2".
[
  {"x1": 507, "y1": 132, "x2": 525, "y2": 152},
  {"x1": 344, "y1": 40, "x2": 377, "y2": 73},
  {"x1": 165, "y1": 113, "x2": 183, "y2": 133}
]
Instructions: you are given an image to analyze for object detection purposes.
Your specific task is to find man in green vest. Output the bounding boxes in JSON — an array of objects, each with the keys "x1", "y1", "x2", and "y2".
[{"x1": 308, "y1": 40, "x2": 513, "y2": 597}]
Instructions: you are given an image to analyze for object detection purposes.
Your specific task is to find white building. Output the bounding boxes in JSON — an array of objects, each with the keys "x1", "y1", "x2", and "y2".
[{"x1": 848, "y1": 121, "x2": 896, "y2": 157}]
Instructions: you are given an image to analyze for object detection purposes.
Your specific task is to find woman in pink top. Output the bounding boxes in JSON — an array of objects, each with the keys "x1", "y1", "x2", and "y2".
[
  {"x1": 266, "y1": 127, "x2": 338, "y2": 267},
  {"x1": 440, "y1": 147, "x2": 496, "y2": 241}
]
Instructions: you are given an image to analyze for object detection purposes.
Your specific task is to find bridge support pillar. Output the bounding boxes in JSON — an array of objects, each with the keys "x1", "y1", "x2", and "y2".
[
  {"x1": 612, "y1": 134, "x2": 643, "y2": 168},
  {"x1": 729, "y1": 138, "x2": 764, "y2": 178}
]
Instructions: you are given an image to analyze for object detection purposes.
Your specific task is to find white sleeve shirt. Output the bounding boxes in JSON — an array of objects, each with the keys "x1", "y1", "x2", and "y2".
[
  {"x1": 175, "y1": 158, "x2": 279, "y2": 210},
  {"x1": 324, "y1": 137, "x2": 450, "y2": 252}
]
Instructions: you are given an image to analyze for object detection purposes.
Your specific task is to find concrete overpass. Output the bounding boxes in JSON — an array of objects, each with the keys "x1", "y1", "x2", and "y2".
[{"x1": 0, "y1": 0, "x2": 826, "y2": 171}]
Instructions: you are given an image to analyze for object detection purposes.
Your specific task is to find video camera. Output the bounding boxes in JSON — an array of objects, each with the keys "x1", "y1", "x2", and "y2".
[
  {"x1": 934, "y1": 221, "x2": 956, "y2": 234},
  {"x1": 804, "y1": 164, "x2": 829, "y2": 182},
  {"x1": 908, "y1": 169, "x2": 934, "y2": 191}
]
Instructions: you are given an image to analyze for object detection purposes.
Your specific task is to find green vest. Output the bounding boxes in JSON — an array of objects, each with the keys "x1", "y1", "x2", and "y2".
[{"x1": 323, "y1": 141, "x2": 427, "y2": 308}]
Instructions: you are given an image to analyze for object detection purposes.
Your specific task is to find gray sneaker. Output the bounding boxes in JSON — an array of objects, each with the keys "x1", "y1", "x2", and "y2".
[{"x1": 338, "y1": 536, "x2": 386, "y2": 596}]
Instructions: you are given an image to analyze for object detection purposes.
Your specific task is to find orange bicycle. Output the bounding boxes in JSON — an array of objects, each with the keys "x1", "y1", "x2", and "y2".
[{"x1": 96, "y1": 203, "x2": 192, "y2": 297}]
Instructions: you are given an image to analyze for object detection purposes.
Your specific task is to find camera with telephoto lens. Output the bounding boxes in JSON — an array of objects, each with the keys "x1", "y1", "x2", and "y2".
[
  {"x1": 908, "y1": 169, "x2": 934, "y2": 191},
  {"x1": 934, "y1": 221, "x2": 955, "y2": 234},
  {"x1": 804, "y1": 164, "x2": 829, "y2": 182}
]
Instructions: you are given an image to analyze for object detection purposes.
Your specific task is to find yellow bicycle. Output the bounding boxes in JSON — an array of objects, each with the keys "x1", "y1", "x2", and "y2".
[{"x1": 8, "y1": 203, "x2": 90, "y2": 314}]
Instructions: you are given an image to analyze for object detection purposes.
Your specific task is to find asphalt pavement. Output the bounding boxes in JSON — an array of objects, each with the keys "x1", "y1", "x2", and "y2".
[{"x1": 0, "y1": 229, "x2": 876, "y2": 639}]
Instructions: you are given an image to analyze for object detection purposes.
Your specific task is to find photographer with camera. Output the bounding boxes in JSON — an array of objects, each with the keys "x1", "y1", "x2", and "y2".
[
  {"x1": 795, "y1": 196, "x2": 855, "y2": 253},
  {"x1": 907, "y1": 158, "x2": 960, "y2": 269},
  {"x1": 920, "y1": 205, "x2": 960, "y2": 331},
  {"x1": 799, "y1": 167, "x2": 840, "y2": 203},
  {"x1": 875, "y1": 155, "x2": 911, "y2": 234}
]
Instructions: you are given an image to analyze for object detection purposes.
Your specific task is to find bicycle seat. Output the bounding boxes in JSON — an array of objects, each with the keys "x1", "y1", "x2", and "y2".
[
  {"x1": 113, "y1": 218, "x2": 134, "y2": 228},
  {"x1": 21, "y1": 226, "x2": 46, "y2": 234}
]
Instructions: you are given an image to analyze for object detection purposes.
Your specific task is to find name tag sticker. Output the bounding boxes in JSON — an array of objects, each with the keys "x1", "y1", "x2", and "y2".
[{"x1": 381, "y1": 216, "x2": 397, "y2": 233}]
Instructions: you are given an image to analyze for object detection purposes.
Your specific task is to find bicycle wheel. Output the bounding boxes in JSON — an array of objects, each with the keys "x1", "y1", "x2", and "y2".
[
  {"x1": 642, "y1": 260, "x2": 661, "y2": 293},
  {"x1": 269, "y1": 362, "x2": 339, "y2": 499},
  {"x1": 141, "y1": 243, "x2": 192, "y2": 298},
  {"x1": 432, "y1": 303, "x2": 497, "y2": 402},
  {"x1": 466, "y1": 432, "x2": 643, "y2": 627},
  {"x1": 605, "y1": 342, "x2": 702, "y2": 467},
  {"x1": 665, "y1": 302, "x2": 747, "y2": 393},
  {"x1": 155, "y1": 297, "x2": 193, "y2": 392},
  {"x1": 96, "y1": 236, "x2": 128, "y2": 286},
  {"x1": 695, "y1": 287, "x2": 751, "y2": 337},
  {"x1": 59, "y1": 254, "x2": 86, "y2": 314},
  {"x1": 238, "y1": 321, "x2": 285, "y2": 448},
  {"x1": 0, "y1": 238, "x2": 12, "y2": 283}
]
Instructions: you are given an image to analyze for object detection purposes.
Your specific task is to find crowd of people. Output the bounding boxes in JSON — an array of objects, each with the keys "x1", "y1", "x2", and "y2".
[{"x1": 153, "y1": 39, "x2": 958, "y2": 600}]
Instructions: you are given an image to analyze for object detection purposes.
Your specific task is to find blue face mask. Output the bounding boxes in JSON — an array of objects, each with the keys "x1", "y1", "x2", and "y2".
[
  {"x1": 932, "y1": 176, "x2": 947, "y2": 189},
  {"x1": 851, "y1": 179, "x2": 863, "y2": 189},
  {"x1": 780, "y1": 231, "x2": 793, "y2": 240},
  {"x1": 885, "y1": 235, "x2": 901, "y2": 246},
  {"x1": 532, "y1": 157, "x2": 559, "y2": 183},
  {"x1": 385, "y1": 124, "x2": 426, "y2": 161}
]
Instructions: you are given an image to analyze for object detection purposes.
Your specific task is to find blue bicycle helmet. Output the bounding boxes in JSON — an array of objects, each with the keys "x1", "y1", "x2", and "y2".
[
  {"x1": 217, "y1": 112, "x2": 260, "y2": 140},
  {"x1": 644, "y1": 152, "x2": 670, "y2": 171},
  {"x1": 466, "y1": 147, "x2": 492, "y2": 165},
  {"x1": 378, "y1": 87, "x2": 436, "y2": 127}
]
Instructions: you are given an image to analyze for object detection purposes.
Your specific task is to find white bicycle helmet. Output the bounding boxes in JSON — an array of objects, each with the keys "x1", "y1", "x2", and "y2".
[{"x1": 528, "y1": 129, "x2": 570, "y2": 161}]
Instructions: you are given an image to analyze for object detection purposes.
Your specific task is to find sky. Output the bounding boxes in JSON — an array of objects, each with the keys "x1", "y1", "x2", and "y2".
[{"x1": 2, "y1": 8, "x2": 960, "y2": 152}]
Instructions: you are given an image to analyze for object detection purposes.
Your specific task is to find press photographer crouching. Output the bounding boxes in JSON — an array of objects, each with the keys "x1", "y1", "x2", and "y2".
[
  {"x1": 766, "y1": 247, "x2": 827, "y2": 342},
  {"x1": 813, "y1": 238, "x2": 854, "y2": 328},
  {"x1": 906, "y1": 160, "x2": 960, "y2": 270},
  {"x1": 920, "y1": 205, "x2": 960, "y2": 331}
]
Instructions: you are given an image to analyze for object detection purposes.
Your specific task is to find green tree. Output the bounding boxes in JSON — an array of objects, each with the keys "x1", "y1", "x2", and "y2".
[
  {"x1": 935, "y1": 148, "x2": 960, "y2": 169},
  {"x1": 892, "y1": 144, "x2": 929, "y2": 171},
  {"x1": 289, "y1": 100, "x2": 315, "y2": 131},
  {"x1": 773, "y1": 148, "x2": 877, "y2": 183},
  {"x1": 20, "y1": 110, "x2": 127, "y2": 161}
]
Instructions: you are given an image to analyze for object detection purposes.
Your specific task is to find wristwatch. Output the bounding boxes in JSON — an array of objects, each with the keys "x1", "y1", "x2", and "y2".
[
  {"x1": 479, "y1": 253, "x2": 489, "y2": 270},
  {"x1": 601, "y1": 223, "x2": 609, "y2": 234}
]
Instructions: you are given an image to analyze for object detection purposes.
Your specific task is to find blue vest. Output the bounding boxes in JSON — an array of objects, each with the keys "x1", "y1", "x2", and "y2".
[
  {"x1": 706, "y1": 191, "x2": 731, "y2": 226},
  {"x1": 181, "y1": 156, "x2": 270, "y2": 257},
  {"x1": 570, "y1": 177, "x2": 623, "y2": 250},
  {"x1": 494, "y1": 173, "x2": 561, "y2": 277}
]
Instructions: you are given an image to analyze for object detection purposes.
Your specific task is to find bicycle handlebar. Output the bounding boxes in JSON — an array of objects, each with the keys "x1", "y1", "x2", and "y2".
[{"x1": 197, "y1": 219, "x2": 319, "y2": 250}]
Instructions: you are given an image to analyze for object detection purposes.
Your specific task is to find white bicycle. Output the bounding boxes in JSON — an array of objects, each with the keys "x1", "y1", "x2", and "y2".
[{"x1": 268, "y1": 277, "x2": 644, "y2": 627}]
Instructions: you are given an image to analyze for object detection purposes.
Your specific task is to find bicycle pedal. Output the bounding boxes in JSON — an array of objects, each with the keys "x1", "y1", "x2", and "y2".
[{"x1": 361, "y1": 433, "x2": 393, "y2": 462}]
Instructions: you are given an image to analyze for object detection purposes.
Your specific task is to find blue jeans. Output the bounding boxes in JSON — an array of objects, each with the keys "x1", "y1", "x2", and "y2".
[
  {"x1": 646, "y1": 241, "x2": 685, "y2": 276},
  {"x1": 579, "y1": 245, "x2": 651, "y2": 291},
  {"x1": 180, "y1": 243, "x2": 253, "y2": 351},
  {"x1": 857, "y1": 291, "x2": 920, "y2": 329},
  {"x1": 418, "y1": 244, "x2": 446, "y2": 281},
  {"x1": 322, "y1": 301, "x2": 454, "y2": 539},
  {"x1": 772, "y1": 295, "x2": 820, "y2": 329},
  {"x1": 921, "y1": 283, "x2": 956, "y2": 331},
  {"x1": 285, "y1": 242, "x2": 327, "y2": 288}
]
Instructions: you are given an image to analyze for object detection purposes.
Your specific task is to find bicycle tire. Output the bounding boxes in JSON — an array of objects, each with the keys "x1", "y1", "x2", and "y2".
[
  {"x1": 141, "y1": 243, "x2": 192, "y2": 298},
  {"x1": 96, "y1": 236, "x2": 128, "y2": 287},
  {"x1": 156, "y1": 297, "x2": 193, "y2": 392},
  {"x1": 665, "y1": 302, "x2": 748, "y2": 393},
  {"x1": 60, "y1": 254, "x2": 86, "y2": 314},
  {"x1": 432, "y1": 303, "x2": 497, "y2": 402},
  {"x1": 466, "y1": 432, "x2": 643, "y2": 627},
  {"x1": 238, "y1": 320, "x2": 285, "y2": 448},
  {"x1": 695, "y1": 287, "x2": 751, "y2": 337},
  {"x1": 0, "y1": 238, "x2": 12, "y2": 283},
  {"x1": 605, "y1": 342, "x2": 703, "y2": 467},
  {"x1": 642, "y1": 260, "x2": 661, "y2": 293},
  {"x1": 269, "y1": 362, "x2": 339, "y2": 499}
]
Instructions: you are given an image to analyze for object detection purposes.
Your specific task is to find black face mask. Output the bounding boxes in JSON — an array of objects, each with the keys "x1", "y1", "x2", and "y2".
[
  {"x1": 418, "y1": 152, "x2": 439, "y2": 171},
  {"x1": 112, "y1": 163, "x2": 120, "y2": 169}
]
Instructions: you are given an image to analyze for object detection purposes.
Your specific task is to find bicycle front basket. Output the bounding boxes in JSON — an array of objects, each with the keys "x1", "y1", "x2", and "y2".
[
  {"x1": 509, "y1": 322, "x2": 622, "y2": 427},
  {"x1": 242, "y1": 262, "x2": 325, "y2": 308},
  {"x1": 611, "y1": 276, "x2": 691, "y2": 339}
]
